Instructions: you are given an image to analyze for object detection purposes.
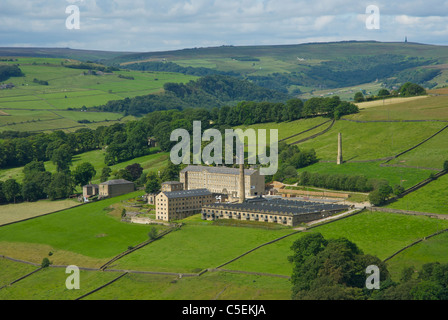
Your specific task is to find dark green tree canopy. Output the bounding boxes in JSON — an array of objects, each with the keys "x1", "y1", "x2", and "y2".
[{"x1": 290, "y1": 233, "x2": 389, "y2": 300}]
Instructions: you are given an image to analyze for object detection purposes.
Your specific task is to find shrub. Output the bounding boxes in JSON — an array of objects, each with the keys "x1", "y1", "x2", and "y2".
[{"x1": 41, "y1": 257, "x2": 51, "y2": 268}]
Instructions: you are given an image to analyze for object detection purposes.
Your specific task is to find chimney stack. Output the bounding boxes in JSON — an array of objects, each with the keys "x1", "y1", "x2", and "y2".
[
  {"x1": 239, "y1": 164, "x2": 245, "y2": 203},
  {"x1": 337, "y1": 133, "x2": 343, "y2": 165}
]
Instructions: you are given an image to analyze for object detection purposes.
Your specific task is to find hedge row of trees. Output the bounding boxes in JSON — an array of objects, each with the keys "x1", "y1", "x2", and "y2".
[
  {"x1": 91, "y1": 75, "x2": 290, "y2": 116},
  {"x1": 354, "y1": 82, "x2": 427, "y2": 103},
  {"x1": 298, "y1": 171, "x2": 383, "y2": 193}
]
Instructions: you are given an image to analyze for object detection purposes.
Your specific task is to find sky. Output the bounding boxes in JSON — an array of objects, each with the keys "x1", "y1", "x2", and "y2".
[{"x1": 1, "y1": 0, "x2": 448, "y2": 53}]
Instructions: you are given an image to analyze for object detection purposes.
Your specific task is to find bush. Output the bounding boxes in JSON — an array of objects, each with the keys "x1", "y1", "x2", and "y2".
[
  {"x1": 148, "y1": 227, "x2": 158, "y2": 240},
  {"x1": 41, "y1": 257, "x2": 51, "y2": 268}
]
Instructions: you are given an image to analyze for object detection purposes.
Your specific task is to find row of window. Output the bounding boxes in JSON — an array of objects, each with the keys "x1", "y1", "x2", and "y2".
[{"x1": 203, "y1": 210, "x2": 292, "y2": 221}]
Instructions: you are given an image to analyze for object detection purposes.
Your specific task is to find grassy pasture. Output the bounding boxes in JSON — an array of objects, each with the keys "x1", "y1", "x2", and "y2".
[
  {"x1": 0, "y1": 149, "x2": 169, "y2": 184},
  {"x1": 354, "y1": 96, "x2": 429, "y2": 110},
  {"x1": 85, "y1": 271, "x2": 291, "y2": 300},
  {"x1": 0, "y1": 258, "x2": 38, "y2": 288},
  {"x1": 387, "y1": 127, "x2": 448, "y2": 169},
  {"x1": 298, "y1": 162, "x2": 437, "y2": 190},
  {"x1": 0, "y1": 266, "x2": 119, "y2": 300},
  {"x1": 386, "y1": 232, "x2": 448, "y2": 281},
  {"x1": 345, "y1": 95, "x2": 448, "y2": 121},
  {"x1": 386, "y1": 174, "x2": 448, "y2": 214},
  {"x1": 0, "y1": 57, "x2": 197, "y2": 132},
  {"x1": 235, "y1": 117, "x2": 330, "y2": 143},
  {"x1": 225, "y1": 211, "x2": 448, "y2": 276},
  {"x1": 112, "y1": 223, "x2": 293, "y2": 274},
  {"x1": 0, "y1": 191, "x2": 164, "y2": 267},
  {"x1": 298, "y1": 120, "x2": 446, "y2": 161},
  {"x1": 0, "y1": 199, "x2": 79, "y2": 226}
]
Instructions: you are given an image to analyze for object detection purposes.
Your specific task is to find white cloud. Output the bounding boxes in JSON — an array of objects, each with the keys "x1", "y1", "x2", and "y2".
[{"x1": 0, "y1": 0, "x2": 448, "y2": 51}]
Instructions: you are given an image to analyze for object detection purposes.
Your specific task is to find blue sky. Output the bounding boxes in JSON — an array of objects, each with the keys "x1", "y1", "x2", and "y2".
[{"x1": 1, "y1": 0, "x2": 448, "y2": 52}]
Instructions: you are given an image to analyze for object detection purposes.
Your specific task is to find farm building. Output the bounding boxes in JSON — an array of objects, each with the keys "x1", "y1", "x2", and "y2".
[
  {"x1": 99, "y1": 179, "x2": 135, "y2": 198},
  {"x1": 82, "y1": 184, "x2": 99, "y2": 198}
]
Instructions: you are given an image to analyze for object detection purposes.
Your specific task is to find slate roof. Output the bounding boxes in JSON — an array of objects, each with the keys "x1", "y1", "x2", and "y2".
[
  {"x1": 83, "y1": 184, "x2": 99, "y2": 188},
  {"x1": 180, "y1": 165, "x2": 257, "y2": 176},
  {"x1": 203, "y1": 198, "x2": 350, "y2": 216},
  {"x1": 100, "y1": 179, "x2": 134, "y2": 186},
  {"x1": 162, "y1": 188, "x2": 212, "y2": 199},
  {"x1": 162, "y1": 181, "x2": 183, "y2": 185}
]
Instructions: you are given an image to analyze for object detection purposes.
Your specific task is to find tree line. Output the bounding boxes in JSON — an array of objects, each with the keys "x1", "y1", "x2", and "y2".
[
  {"x1": 91, "y1": 75, "x2": 290, "y2": 116},
  {"x1": 0, "y1": 94, "x2": 358, "y2": 172},
  {"x1": 0, "y1": 65, "x2": 24, "y2": 82},
  {"x1": 354, "y1": 82, "x2": 427, "y2": 103},
  {"x1": 122, "y1": 61, "x2": 240, "y2": 78}
]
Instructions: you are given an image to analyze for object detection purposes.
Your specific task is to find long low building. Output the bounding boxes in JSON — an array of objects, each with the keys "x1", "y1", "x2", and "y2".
[{"x1": 201, "y1": 198, "x2": 351, "y2": 227}]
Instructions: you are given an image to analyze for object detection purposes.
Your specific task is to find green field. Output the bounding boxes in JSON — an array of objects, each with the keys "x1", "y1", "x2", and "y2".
[
  {"x1": 0, "y1": 191, "x2": 166, "y2": 267},
  {"x1": 0, "y1": 258, "x2": 38, "y2": 288},
  {"x1": 113, "y1": 223, "x2": 293, "y2": 273},
  {"x1": 386, "y1": 174, "x2": 448, "y2": 214},
  {"x1": 225, "y1": 211, "x2": 448, "y2": 276},
  {"x1": 387, "y1": 127, "x2": 448, "y2": 169},
  {"x1": 236, "y1": 117, "x2": 329, "y2": 143},
  {"x1": 0, "y1": 57, "x2": 197, "y2": 132},
  {"x1": 0, "y1": 199, "x2": 79, "y2": 226},
  {"x1": 386, "y1": 232, "x2": 448, "y2": 280},
  {"x1": 84, "y1": 272, "x2": 291, "y2": 300},
  {"x1": 299, "y1": 162, "x2": 437, "y2": 190},
  {"x1": 345, "y1": 96, "x2": 448, "y2": 121},
  {"x1": 297, "y1": 120, "x2": 446, "y2": 161},
  {"x1": 0, "y1": 265, "x2": 119, "y2": 300},
  {"x1": 0, "y1": 149, "x2": 169, "y2": 184}
]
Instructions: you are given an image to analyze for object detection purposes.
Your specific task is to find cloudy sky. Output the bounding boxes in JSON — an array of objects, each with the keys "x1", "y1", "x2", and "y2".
[{"x1": 1, "y1": 0, "x2": 448, "y2": 53}]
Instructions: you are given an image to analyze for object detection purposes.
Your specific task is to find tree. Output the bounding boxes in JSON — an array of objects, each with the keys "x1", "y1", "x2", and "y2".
[
  {"x1": 399, "y1": 82, "x2": 426, "y2": 97},
  {"x1": 148, "y1": 227, "x2": 158, "y2": 240},
  {"x1": 0, "y1": 181, "x2": 5, "y2": 204},
  {"x1": 369, "y1": 184, "x2": 393, "y2": 206},
  {"x1": 159, "y1": 162, "x2": 180, "y2": 182},
  {"x1": 22, "y1": 181, "x2": 43, "y2": 202},
  {"x1": 145, "y1": 172, "x2": 161, "y2": 194},
  {"x1": 72, "y1": 162, "x2": 96, "y2": 187},
  {"x1": 23, "y1": 161, "x2": 46, "y2": 179},
  {"x1": 41, "y1": 257, "x2": 51, "y2": 268},
  {"x1": 51, "y1": 144, "x2": 73, "y2": 172},
  {"x1": 443, "y1": 160, "x2": 448, "y2": 172},
  {"x1": 115, "y1": 169, "x2": 133, "y2": 181},
  {"x1": 354, "y1": 92, "x2": 365, "y2": 103},
  {"x1": 3, "y1": 179, "x2": 21, "y2": 204},
  {"x1": 125, "y1": 163, "x2": 143, "y2": 182},
  {"x1": 100, "y1": 167, "x2": 112, "y2": 182},
  {"x1": 45, "y1": 172, "x2": 74, "y2": 200},
  {"x1": 289, "y1": 233, "x2": 389, "y2": 300},
  {"x1": 378, "y1": 89, "x2": 390, "y2": 97},
  {"x1": 393, "y1": 184, "x2": 405, "y2": 197}
]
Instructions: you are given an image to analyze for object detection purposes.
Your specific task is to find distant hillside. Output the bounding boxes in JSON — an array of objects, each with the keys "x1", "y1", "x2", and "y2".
[
  {"x1": 3, "y1": 41, "x2": 448, "y2": 95},
  {"x1": 0, "y1": 47, "x2": 133, "y2": 63},
  {"x1": 108, "y1": 41, "x2": 448, "y2": 94}
]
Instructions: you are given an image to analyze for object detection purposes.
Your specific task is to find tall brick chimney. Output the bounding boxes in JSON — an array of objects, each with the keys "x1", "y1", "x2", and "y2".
[
  {"x1": 337, "y1": 133, "x2": 343, "y2": 165},
  {"x1": 239, "y1": 164, "x2": 245, "y2": 203}
]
